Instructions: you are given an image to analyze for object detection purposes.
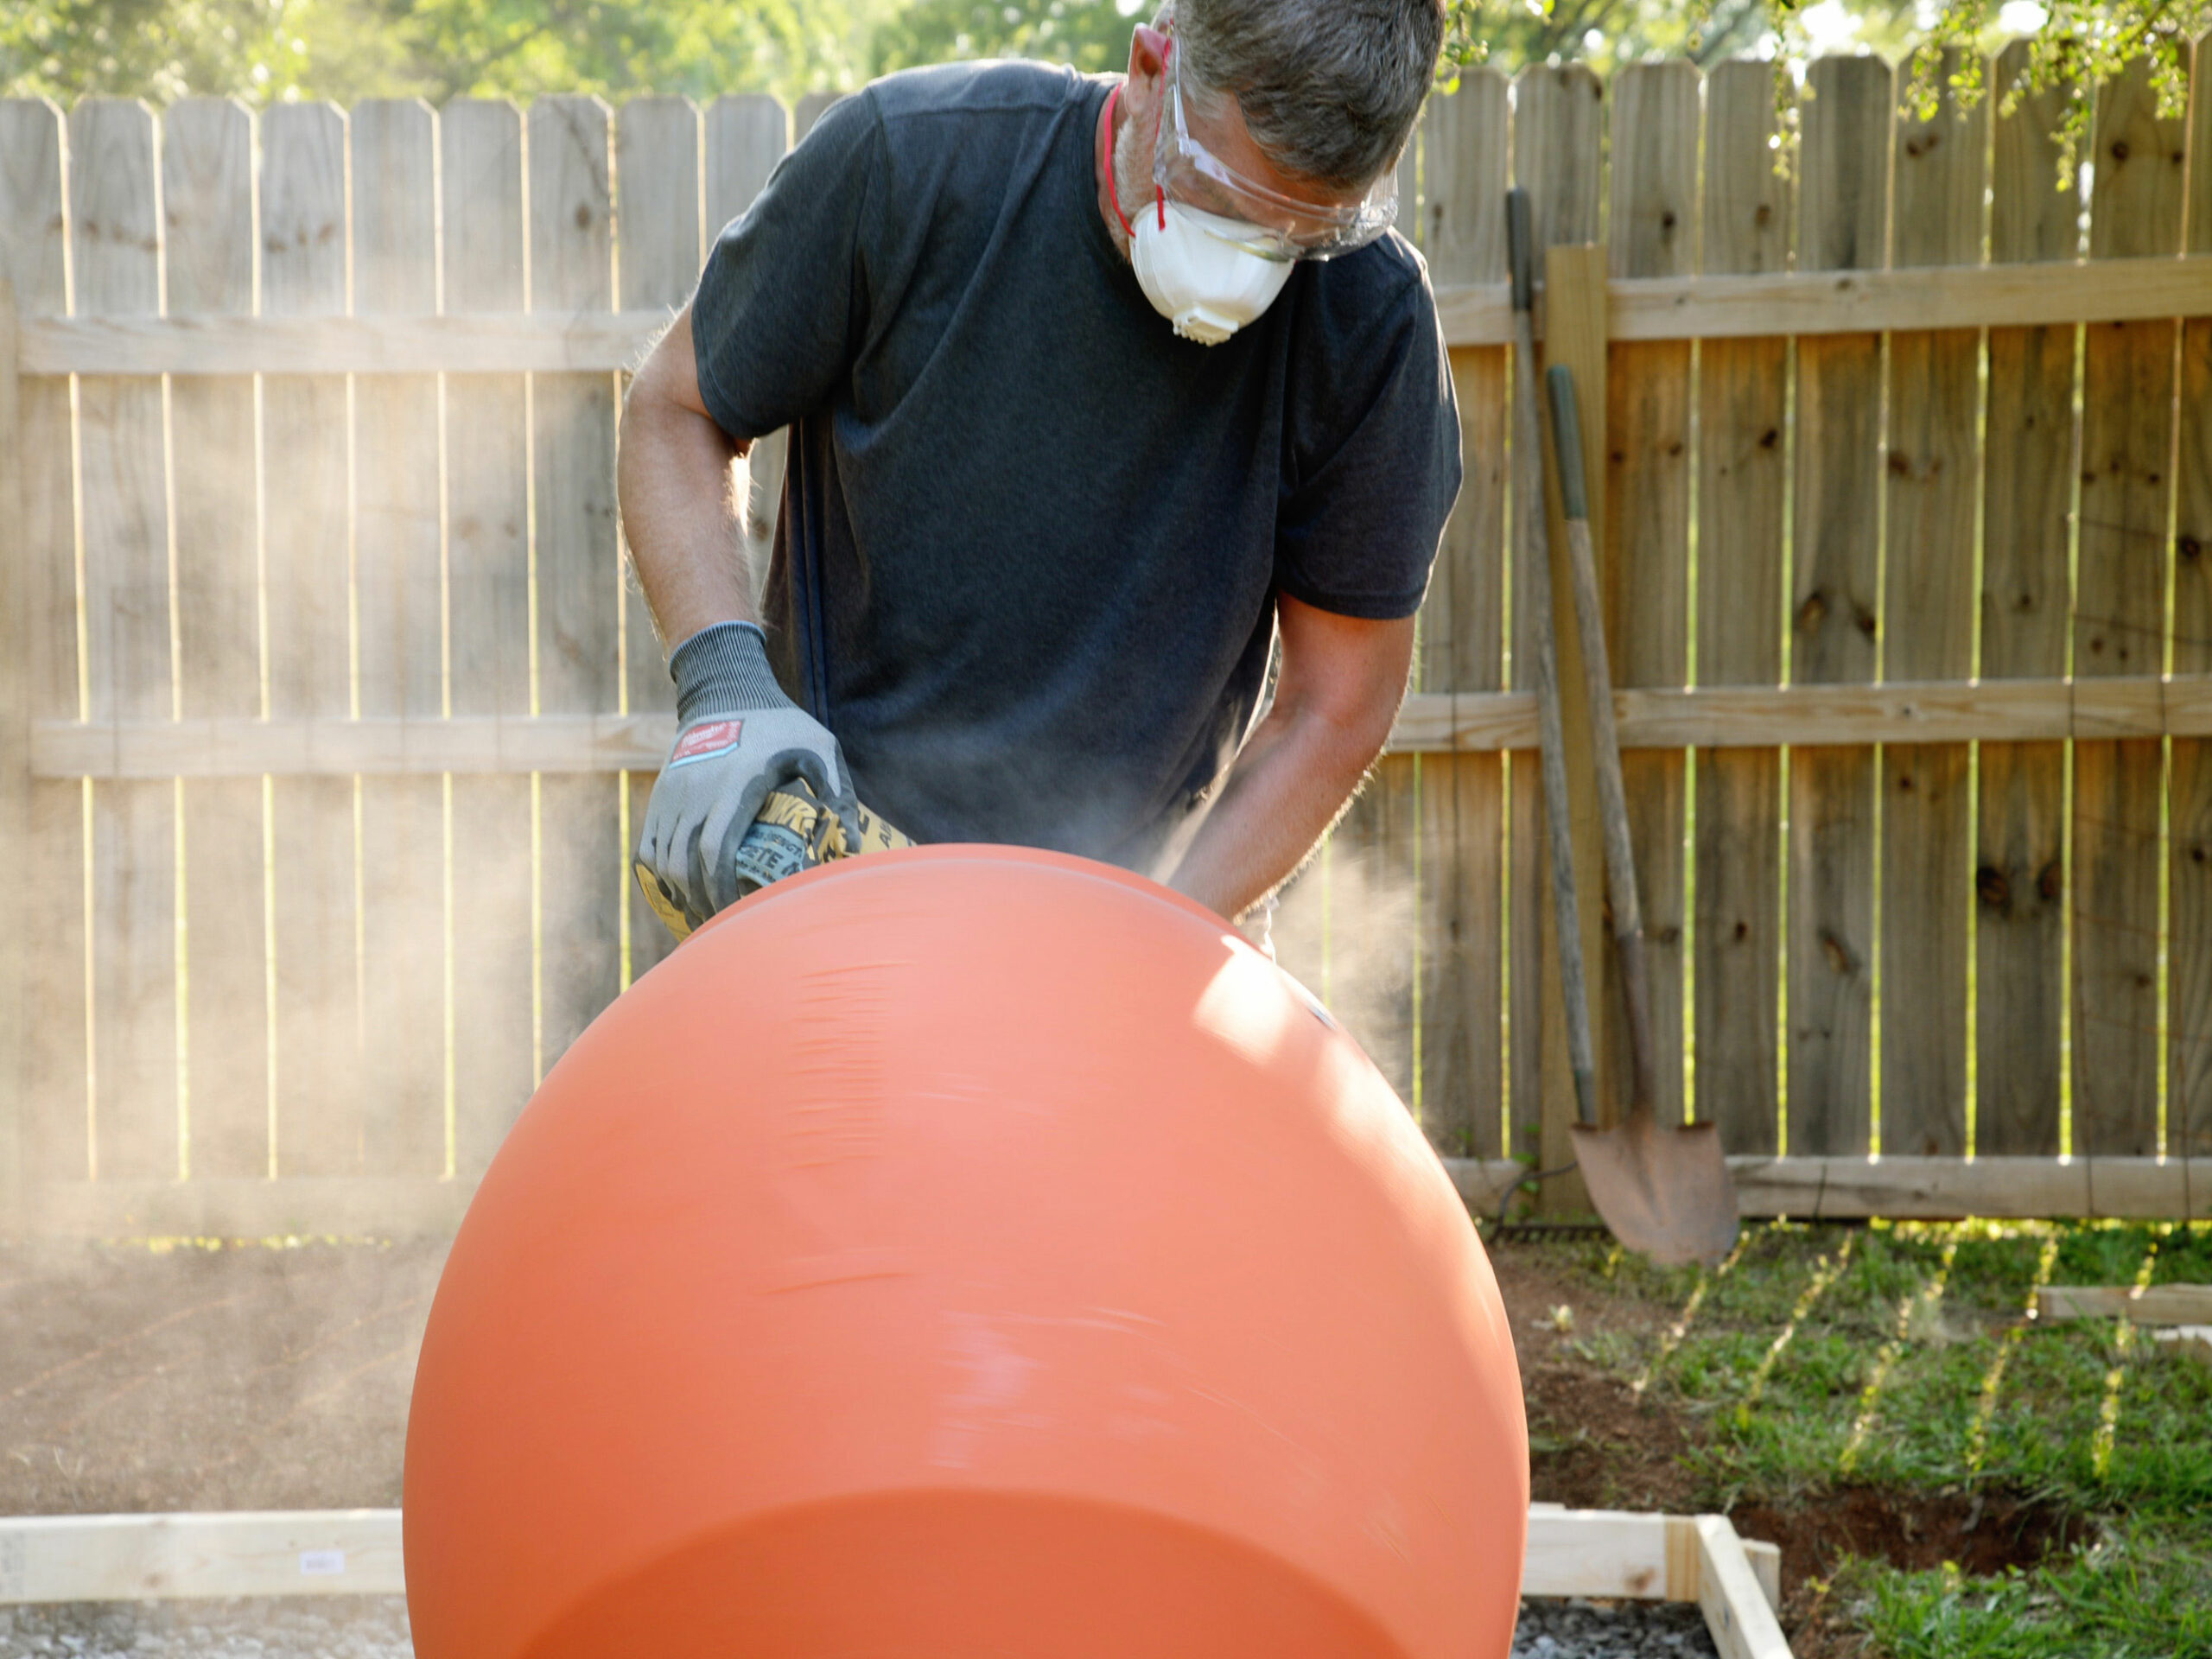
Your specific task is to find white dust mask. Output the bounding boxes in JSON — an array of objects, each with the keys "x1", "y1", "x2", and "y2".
[{"x1": 1129, "y1": 197, "x2": 1293, "y2": 346}]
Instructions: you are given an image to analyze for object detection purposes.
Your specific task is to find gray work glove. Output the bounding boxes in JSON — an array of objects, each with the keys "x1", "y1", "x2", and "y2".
[{"x1": 633, "y1": 620, "x2": 855, "y2": 938}]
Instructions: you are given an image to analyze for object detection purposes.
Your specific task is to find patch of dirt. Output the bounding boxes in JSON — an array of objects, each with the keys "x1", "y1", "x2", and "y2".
[
  {"x1": 1733, "y1": 1485, "x2": 2091, "y2": 1592},
  {"x1": 1484, "y1": 1243, "x2": 1673, "y2": 1348},
  {"x1": 1523, "y1": 1365, "x2": 1707, "y2": 1514},
  {"x1": 1730, "y1": 1486, "x2": 2094, "y2": 1657},
  {"x1": 0, "y1": 1238, "x2": 447, "y2": 1514},
  {"x1": 1483, "y1": 1243, "x2": 2101, "y2": 1659},
  {"x1": 1486, "y1": 1243, "x2": 1708, "y2": 1514}
]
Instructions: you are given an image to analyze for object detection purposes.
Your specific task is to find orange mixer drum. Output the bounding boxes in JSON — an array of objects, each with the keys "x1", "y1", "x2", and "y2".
[{"x1": 403, "y1": 846, "x2": 1527, "y2": 1659}]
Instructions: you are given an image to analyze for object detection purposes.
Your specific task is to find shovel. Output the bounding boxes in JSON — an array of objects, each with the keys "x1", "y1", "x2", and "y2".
[{"x1": 1541, "y1": 360, "x2": 1741, "y2": 1268}]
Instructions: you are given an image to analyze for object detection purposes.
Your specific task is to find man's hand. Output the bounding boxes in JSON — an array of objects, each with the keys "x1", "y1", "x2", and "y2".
[
  {"x1": 1165, "y1": 594, "x2": 1415, "y2": 927},
  {"x1": 634, "y1": 620, "x2": 857, "y2": 937}
]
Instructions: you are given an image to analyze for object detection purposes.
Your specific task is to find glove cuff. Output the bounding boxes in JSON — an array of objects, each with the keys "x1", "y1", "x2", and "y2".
[{"x1": 670, "y1": 620, "x2": 793, "y2": 721}]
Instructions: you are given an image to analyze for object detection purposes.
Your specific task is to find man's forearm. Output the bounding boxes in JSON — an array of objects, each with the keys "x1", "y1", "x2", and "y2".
[
  {"x1": 617, "y1": 362, "x2": 755, "y2": 648},
  {"x1": 1165, "y1": 702, "x2": 1384, "y2": 925}
]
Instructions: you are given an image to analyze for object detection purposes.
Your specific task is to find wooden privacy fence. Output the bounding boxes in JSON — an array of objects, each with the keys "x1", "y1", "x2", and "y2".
[{"x1": 1, "y1": 47, "x2": 2209, "y2": 1240}]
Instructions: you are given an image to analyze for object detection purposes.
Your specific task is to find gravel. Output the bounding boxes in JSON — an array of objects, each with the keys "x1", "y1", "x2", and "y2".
[
  {"x1": 1510, "y1": 1597, "x2": 1722, "y2": 1657},
  {"x1": 0, "y1": 1599, "x2": 413, "y2": 1659},
  {"x1": 2, "y1": 1594, "x2": 1719, "y2": 1656}
]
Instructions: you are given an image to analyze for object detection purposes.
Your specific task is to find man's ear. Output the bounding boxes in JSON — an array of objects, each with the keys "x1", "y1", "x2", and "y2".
[{"x1": 1125, "y1": 22, "x2": 1170, "y2": 104}]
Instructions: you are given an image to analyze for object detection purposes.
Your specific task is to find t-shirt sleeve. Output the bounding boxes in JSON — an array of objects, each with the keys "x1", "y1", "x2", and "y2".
[
  {"x1": 1272, "y1": 270, "x2": 1463, "y2": 620},
  {"x1": 690, "y1": 91, "x2": 883, "y2": 442}
]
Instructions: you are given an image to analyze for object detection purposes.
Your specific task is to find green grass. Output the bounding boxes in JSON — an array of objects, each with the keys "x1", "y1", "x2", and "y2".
[
  {"x1": 1529, "y1": 1220, "x2": 2212, "y2": 1656},
  {"x1": 1850, "y1": 1528, "x2": 2212, "y2": 1659}
]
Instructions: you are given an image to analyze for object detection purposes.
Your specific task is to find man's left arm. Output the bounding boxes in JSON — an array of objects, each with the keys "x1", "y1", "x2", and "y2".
[{"x1": 1164, "y1": 592, "x2": 1414, "y2": 925}]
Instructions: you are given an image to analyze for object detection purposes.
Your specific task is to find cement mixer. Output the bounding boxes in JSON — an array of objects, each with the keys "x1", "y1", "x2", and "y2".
[{"x1": 403, "y1": 847, "x2": 1528, "y2": 1658}]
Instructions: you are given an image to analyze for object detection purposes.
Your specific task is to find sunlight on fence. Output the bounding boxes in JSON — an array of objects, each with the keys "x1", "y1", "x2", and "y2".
[{"x1": 2, "y1": 39, "x2": 2210, "y2": 1237}]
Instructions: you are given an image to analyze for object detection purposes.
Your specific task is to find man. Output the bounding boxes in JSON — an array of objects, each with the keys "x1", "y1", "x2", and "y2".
[{"x1": 620, "y1": 0, "x2": 1461, "y2": 943}]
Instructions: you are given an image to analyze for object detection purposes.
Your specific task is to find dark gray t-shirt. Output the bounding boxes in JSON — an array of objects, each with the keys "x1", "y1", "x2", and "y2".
[{"x1": 691, "y1": 60, "x2": 1461, "y2": 873}]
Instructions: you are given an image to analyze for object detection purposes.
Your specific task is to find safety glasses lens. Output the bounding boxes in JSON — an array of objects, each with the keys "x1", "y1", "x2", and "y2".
[{"x1": 1156, "y1": 57, "x2": 1395, "y2": 260}]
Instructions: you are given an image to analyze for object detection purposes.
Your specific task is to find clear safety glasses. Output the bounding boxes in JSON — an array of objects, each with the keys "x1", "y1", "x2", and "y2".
[{"x1": 1153, "y1": 43, "x2": 1397, "y2": 263}]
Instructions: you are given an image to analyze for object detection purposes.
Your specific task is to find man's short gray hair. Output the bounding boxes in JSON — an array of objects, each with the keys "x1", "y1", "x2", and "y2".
[{"x1": 1161, "y1": 0, "x2": 1443, "y2": 192}]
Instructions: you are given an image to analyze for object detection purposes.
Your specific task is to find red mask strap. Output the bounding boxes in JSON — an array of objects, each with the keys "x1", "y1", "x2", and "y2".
[
  {"x1": 1154, "y1": 39, "x2": 1174, "y2": 232},
  {"x1": 1103, "y1": 85, "x2": 1135, "y2": 242}
]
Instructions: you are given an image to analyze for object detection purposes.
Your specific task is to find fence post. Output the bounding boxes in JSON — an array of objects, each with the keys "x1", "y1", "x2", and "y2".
[{"x1": 0, "y1": 279, "x2": 27, "y2": 1231}]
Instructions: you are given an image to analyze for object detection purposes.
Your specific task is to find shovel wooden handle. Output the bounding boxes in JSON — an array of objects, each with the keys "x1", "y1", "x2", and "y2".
[
  {"x1": 1507, "y1": 190, "x2": 1599, "y2": 1130},
  {"x1": 1543, "y1": 364, "x2": 1662, "y2": 1126}
]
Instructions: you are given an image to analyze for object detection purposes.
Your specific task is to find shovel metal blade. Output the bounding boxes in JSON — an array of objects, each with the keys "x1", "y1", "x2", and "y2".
[{"x1": 1568, "y1": 1116, "x2": 1739, "y2": 1268}]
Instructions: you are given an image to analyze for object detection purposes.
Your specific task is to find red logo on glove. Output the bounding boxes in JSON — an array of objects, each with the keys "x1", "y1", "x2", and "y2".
[{"x1": 670, "y1": 719, "x2": 744, "y2": 766}]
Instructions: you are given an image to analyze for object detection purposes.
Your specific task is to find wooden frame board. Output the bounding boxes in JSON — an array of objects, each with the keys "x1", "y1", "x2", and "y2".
[
  {"x1": 2036, "y1": 1284, "x2": 2212, "y2": 1324},
  {"x1": 0, "y1": 1511, "x2": 404, "y2": 1602},
  {"x1": 0, "y1": 1504, "x2": 1788, "y2": 1656}
]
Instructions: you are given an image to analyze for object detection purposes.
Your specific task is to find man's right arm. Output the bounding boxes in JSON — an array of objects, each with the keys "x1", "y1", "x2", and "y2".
[
  {"x1": 618, "y1": 305, "x2": 756, "y2": 646},
  {"x1": 620, "y1": 305, "x2": 860, "y2": 939}
]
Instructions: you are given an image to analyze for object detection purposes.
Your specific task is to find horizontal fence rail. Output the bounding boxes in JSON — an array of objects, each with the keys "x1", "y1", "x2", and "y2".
[
  {"x1": 4, "y1": 42, "x2": 2212, "y2": 1242},
  {"x1": 28, "y1": 676, "x2": 2212, "y2": 779},
  {"x1": 18, "y1": 255, "x2": 2212, "y2": 373}
]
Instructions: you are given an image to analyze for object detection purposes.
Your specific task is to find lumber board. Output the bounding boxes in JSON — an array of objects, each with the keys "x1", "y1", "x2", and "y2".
[
  {"x1": 1975, "y1": 744, "x2": 2066, "y2": 1152},
  {"x1": 1695, "y1": 1514, "x2": 1794, "y2": 1659},
  {"x1": 794, "y1": 91, "x2": 842, "y2": 141},
  {"x1": 531, "y1": 95, "x2": 624, "y2": 1090},
  {"x1": 351, "y1": 100, "x2": 448, "y2": 1180},
  {"x1": 2074, "y1": 58, "x2": 2186, "y2": 1158},
  {"x1": 1429, "y1": 254, "x2": 2212, "y2": 345},
  {"x1": 1977, "y1": 44, "x2": 2078, "y2": 1157},
  {"x1": 1716, "y1": 1154, "x2": 2211, "y2": 1219},
  {"x1": 1521, "y1": 1508, "x2": 1782, "y2": 1636},
  {"x1": 19, "y1": 309, "x2": 675, "y2": 373},
  {"x1": 35, "y1": 714, "x2": 688, "y2": 776},
  {"x1": 2177, "y1": 733, "x2": 2212, "y2": 1159},
  {"x1": 0, "y1": 1512, "x2": 406, "y2": 1603},
  {"x1": 2172, "y1": 35, "x2": 2212, "y2": 1160},
  {"x1": 1414, "y1": 72, "x2": 1508, "y2": 1159},
  {"x1": 1508, "y1": 66, "x2": 1604, "y2": 1187},
  {"x1": 1588, "y1": 251, "x2": 2212, "y2": 338},
  {"x1": 263, "y1": 102, "x2": 360, "y2": 1180},
  {"x1": 1788, "y1": 56, "x2": 1891, "y2": 1158},
  {"x1": 0, "y1": 278, "x2": 23, "y2": 1229},
  {"x1": 14, "y1": 254, "x2": 2212, "y2": 372},
  {"x1": 1605, "y1": 61, "x2": 1696, "y2": 1128},
  {"x1": 0, "y1": 1497, "x2": 1234, "y2": 1603},
  {"x1": 0, "y1": 101, "x2": 87, "y2": 1200},
  {"x1": 442, "y1": 101, "x2": 535, "y2": 1178},
  {"x1": 1880, "y1": 55, "x2": 1983, "y2": 1160},
  {"x1": 2036, "y1": 1284, "x2": 2212, "y2": 1325},
  {"x1": 165, "y1": 99, "x2": 270, "y2": 1182},
  {"x1": 2152, "y1": 1325, "x2": 2212, "y2": 1364},
  {"x1": 0, "y1": 1504, "x2": 1777, "y2": 1617},
  {"x1": 1521, "y1": 1509, "x2": 1704, "y2": 1601},
  {"x1": 1695, "y1": 60, "x2": 1792, "y2": 1157},
  {"x1": 73, "y1": 99, "x2": 179, "y2": 1185},
  {"x1": 1416, "y1": 752, "x2": 1503, "y2": 1156},
  {"x1": 34, "y1": 678, "x2": 2212, "y2": 780},
  {"x1": 616, "y1": 96, "x2": 703, "y2": 987},
  {"x1": 1743, "y1": 1539, "x2": 1782, "y2": 1613}
]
